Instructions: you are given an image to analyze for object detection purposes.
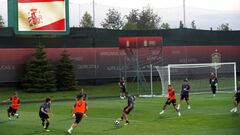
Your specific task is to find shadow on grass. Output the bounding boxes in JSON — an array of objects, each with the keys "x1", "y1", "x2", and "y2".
[
  {"x1": 0, "y1": 120, "x2": 9, "y2": 124},
  {"x1": 104, "y1": 125, "x2": 123, "y2": 132},
  {"x1": 23, "y1": 130, "x2": 46, "y2": 135},
  {"x1": 231, "y1": 113, "x2": 240, "y2": 117}
]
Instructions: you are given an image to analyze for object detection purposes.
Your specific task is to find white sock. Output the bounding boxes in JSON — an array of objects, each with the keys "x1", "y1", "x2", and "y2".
[
  {"x1": 68, "y1": 127, "x2": 73, "y2": 131},
  {"x1": 177, "y1": 104, "x2": 180, "y2": 108}
]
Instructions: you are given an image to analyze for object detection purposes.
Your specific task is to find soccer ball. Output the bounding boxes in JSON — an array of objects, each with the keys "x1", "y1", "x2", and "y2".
[{"x1": 115, "y1": 120, "x2": 120, "y2": 126}]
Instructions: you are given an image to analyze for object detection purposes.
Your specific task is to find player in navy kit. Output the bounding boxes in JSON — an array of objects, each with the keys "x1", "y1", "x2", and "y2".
[
  {"x1": 39, "y1": 97, "x2": 52, "y2": 132},
  {"x1": 119, "y1": 77, "x2": 127, "y2": 99},
  {"x1": 118, "y1": 92, "x2": 135, "y2": 125},
  {"x1": 178, "y1": 79, "x2": 191, "y2": 110},
  {"x1": 230, "y1": 87, "x2": 240, "y2": 113}
]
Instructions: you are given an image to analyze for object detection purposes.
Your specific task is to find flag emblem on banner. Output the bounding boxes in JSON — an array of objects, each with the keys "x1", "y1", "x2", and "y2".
[{"x1": 27, "y1": 8, "x2": 42, "y2": 27}]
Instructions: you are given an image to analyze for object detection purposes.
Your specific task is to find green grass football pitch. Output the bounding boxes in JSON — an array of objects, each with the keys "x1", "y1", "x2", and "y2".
[{"x1": 0, "y1": 93, "x2": 239, "y2": 135}]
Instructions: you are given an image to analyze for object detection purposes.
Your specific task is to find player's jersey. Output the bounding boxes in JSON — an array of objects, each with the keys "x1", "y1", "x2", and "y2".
[
  {"x1": 119, "y1": 80, "x2": 126, "y2": 89},
  {"x1": 74, "y1": 100, "x2": 86, "y2": 114},
  {"x1": 127, "y1": 95, "x2": 135, "y2": 108},
  {"x1": 209, "y1": 77, "x2": 218, "y2": 87},
  {"x1": 168, "y1": 88, "x2": 176, "y2": 100},
  {"x1": 40, "y1": 103, "x2": 50, "y2": 113},
  {"x1": 235, "y1": 88, "x2": 240, "y2": 98},
  {"x1": 11, "y1": 96, "x2": 20, "y2": 110},
  {"x1": 181, "y1": 84, "x2": 190, "y2": 95}
]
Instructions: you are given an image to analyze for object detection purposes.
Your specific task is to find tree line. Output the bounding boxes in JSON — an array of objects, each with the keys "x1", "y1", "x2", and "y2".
[
  {"x1": 78, "y1": 6, "x2": 231, "y2": 31},
  {"x1": 21, "y1": 46, "x2": 76, "y2": 92}
]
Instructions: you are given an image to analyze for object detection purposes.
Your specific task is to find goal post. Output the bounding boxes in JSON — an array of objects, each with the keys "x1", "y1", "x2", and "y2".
[{"x1": 155, "y1": 62, "x2": 237, "y2": 96}]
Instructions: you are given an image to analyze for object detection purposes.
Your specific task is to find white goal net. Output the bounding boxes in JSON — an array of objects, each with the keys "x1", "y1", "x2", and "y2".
[{"x1": 155, "y1": 62, "x2": 237, "y2": 96}]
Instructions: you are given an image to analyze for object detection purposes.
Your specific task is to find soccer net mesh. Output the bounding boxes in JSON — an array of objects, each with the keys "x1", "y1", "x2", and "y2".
[{"x1": 155, "y1": 62, "x2": 237, "y2": 96}]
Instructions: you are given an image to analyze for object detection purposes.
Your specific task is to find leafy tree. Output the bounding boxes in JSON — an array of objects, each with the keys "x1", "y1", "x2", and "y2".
[
  {"x1": 122, "y1": 9, "x2": 139, "y2": 30},
  {"x1": 80, "y1": 12, "x2": 94, "y2": 28},
  {"x1": 160, "y1": 22, "x2": 170, "y2": 29},
  {"x1": 137, "y1": 6, "x2": 161, "y2": 30},
  {"x1": 56, "y1": 50, "x2": 76, "y2": 91},
  {"x1": 191, "y1": 20, "x2": 196, "y2": 29},
  {"x1": 22, "y1": 46, "x2": 56, "y2": 92},
  {"x1": 0, "y1": 15, "x2": 5, "y2": 27},
  {"x1": 217, "y1": 23, "x2": 230, "y2": 31},
  {"x1": 101, "y1": 9, "x2": 124, "y2": 30}
]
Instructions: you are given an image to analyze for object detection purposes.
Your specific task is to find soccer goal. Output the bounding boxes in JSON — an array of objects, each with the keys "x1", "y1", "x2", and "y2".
[{"x1": 155, "y1": 62, "x2": 237, "y2": 96}]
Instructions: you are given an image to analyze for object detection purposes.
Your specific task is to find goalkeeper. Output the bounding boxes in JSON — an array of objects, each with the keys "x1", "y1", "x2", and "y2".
[{"x1": 209, "y1": 72, "x2": 218, "y2": 97}]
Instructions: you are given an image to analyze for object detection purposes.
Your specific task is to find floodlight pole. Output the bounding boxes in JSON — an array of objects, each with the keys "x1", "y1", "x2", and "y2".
[
  {"x1": 183, "y1": 0, "x2": 186, "y2": 27},
  {"x1": 93, "y1": 0, "x2": 95, "y2": 27}
]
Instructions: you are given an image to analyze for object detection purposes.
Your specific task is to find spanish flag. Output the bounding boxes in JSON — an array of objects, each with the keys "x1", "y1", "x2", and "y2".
[{"x1": 18, "y1": 0, "x2": 66, "y2": 31}]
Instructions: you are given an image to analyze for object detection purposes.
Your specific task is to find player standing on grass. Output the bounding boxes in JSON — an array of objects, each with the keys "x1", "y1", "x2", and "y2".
[
  {"x1": 209, "y1": 72, "x2": 218, "y2": 97},
  {"x1": 177, "y1": 79, "x2": 191, "y2": 110},
  {"x1": 3, "y1": 92, "x2": 20, "y2": 120},
  {"x1": 68, "y1": 95, "x2": 87, "y2": 134},
  {"x1": 230, "y1": 87, "x2": 240, "y2": 113},
  {"x1": 119, "y1": 77, "x2": 127, "y2": 99},
  {"x1": 79, "y1": 88, "x2": 88, "y2": 101},
  {"x1": 39, "y1": 97, "x2": 52, "y2": 132},
  {"x1": 160, "y1": 85, "x2": 181, "y2": 116},
  {"x1": 118, "y1": 92, "x2": 135, "y2": 125}
]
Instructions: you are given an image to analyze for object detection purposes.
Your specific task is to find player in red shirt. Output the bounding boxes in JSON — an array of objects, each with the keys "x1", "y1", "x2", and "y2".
[
  {"x1": 3, "y1": 92, "x2": 20, "y2": 120},
  {"x1": 159, "y1": 85, "x2": 181, "y2": 116}
]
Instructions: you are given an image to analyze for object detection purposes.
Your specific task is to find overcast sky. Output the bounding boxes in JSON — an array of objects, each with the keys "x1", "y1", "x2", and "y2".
[
  {"x1": 71, "y1": 0, "x2": 240, "y2": 11},
  {"x1": 0, "y1": 0, "x2": 240, "y2": 29}
]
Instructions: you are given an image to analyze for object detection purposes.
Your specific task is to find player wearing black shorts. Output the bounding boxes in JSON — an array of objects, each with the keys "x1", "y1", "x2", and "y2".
[
  {"x1": 3, "y1": 92, "x2": 20, "y2": 120},
  {"x1": 119, "y1": 77, "x2": 127, "y2": 99},
  {"x1": 39, "y1": 97, "x2": 51, "y2": 132},
  {"x1": 119, "y1": 92, "x2": 135, "y2": 125},
  {"x1": 230, "y1": 87, "x2": 240, "y2": 113},
  {"x1": 209, "y1": 72, "x2": 218, "y2": 97},
  {"x1": 68, "y1": 95, "x2": 87, "y2": 134},
  {"x1": 178, "y1": 79, "x2": 191, "y2": 110},
  {"x1": 160, "y1": 85, "x2": 181, "y2": 116}
]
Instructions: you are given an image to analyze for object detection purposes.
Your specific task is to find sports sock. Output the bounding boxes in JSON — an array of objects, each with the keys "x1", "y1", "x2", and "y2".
[
  {"x1": 41, "y1": 119, "x2": 45, "y2": 127},
  {"x1": 45, "y1": 122, "x2": 49, "y2": 129},
  {"x1": 68, "y1": 126, "x2": 73, "y2": 131}
]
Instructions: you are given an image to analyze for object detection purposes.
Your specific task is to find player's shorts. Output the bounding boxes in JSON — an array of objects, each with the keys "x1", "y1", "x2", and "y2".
[
  {"x1": 75, "y1": 113, "x2": 84, "y2": 124},
  {"x1": 120, "y1": 87, "x2": 126, "y2": 93},
  {"x1": 123, "y1": 106, "x2": 133, "y2": 114},
  {"x1": 8, "y1": 107, "x2": 17, "y2": 115},
  {"x1": 39, "y1": 111, "x2": 49, "y2": 119},
  {"x1": 236, "y1": 97, "x2": 240, "y2": 104},
  {"x1": 180, "y1": 94, "x2": 189, "y2": 101},
  {"x1": 165, "y1": 98, "x2": 176, "y2": 106}
]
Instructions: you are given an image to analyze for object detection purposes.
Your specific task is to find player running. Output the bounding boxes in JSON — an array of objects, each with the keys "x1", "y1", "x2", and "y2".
[
  {"x1": 39, "y1": 97, "x2": 52, "y2": 132},
  {"x1": 118, "y1": 92, "x2": 135, "y2": 125},
  {"x1": 209, "y1": 72, "x2": 218, "y2": 97},
  {"x1": 159, "y1": 85, "x2": 181, "y2": 116},
  {"x1": 68, "y1": 95, "x2": 87, "y2": 134},
  {"x1": 3, "y1": 92, "x2": 20, "y2": 120},
  {"x1": 230, "y1": 87, "x2": 240, "y2": 113},
  {"x1": 177, "y1": 79, "x2": 191, "y2": 110},
  {"x1": 119, "y1": 77, "x2": 127, "y2": 99}
]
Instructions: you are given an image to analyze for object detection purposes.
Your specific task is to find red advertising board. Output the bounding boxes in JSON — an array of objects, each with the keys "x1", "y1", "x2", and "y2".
[{"x1": 118, "y1": 36, "x2": 163, "y2": 49}]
